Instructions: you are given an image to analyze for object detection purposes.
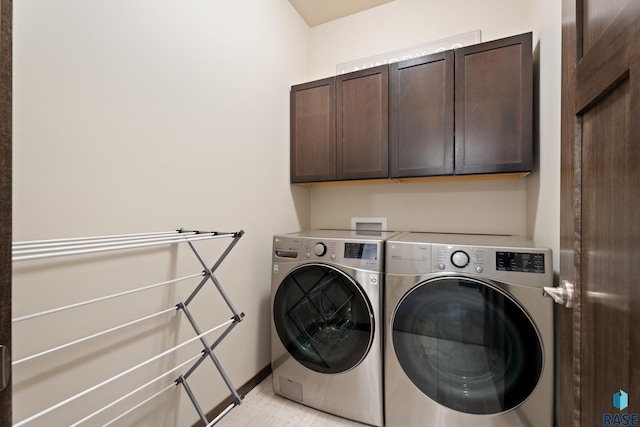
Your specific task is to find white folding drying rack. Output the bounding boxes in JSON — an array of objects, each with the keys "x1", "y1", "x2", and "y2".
[{"x1": 11, "y1": 228, "x2": 245, "y2": 427}]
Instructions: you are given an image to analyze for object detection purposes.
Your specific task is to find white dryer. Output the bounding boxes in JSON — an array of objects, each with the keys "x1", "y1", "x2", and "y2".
[
  {"x1": 385, "y1": 232, "x2": 554, "y2": 427},
  {"x1": 271, "y1": 230, "x2": 397, "y2": 427}
]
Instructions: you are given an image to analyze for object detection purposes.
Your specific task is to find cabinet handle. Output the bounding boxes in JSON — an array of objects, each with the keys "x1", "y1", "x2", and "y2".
[{"x1": 0, "y1": 345, "x2": 9, "y2": 391}]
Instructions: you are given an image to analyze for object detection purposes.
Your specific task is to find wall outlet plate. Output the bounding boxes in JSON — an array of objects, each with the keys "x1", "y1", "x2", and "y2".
[{"x1": 351, "y1": 217, "x2": 387, "y2": 232}]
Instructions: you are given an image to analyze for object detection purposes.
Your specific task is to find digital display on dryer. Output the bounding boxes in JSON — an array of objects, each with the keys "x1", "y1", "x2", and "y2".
[
  {"x1": 345, "y1": 243, "x2": 378, "y2": 260},
  {"x1": 496, "y1": 252, "x2": 545, "y2": 273}
]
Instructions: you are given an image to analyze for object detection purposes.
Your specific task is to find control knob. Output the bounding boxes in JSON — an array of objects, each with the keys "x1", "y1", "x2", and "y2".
[
  {"x1": 313, "y1": 242, "x2": 327, "y2": 257},
  {"x1": 451, "y1": 250, "x2": 470, "y2": 268}
]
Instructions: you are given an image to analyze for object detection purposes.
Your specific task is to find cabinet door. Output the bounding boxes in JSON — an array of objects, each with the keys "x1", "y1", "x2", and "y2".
[
  {"x1": 390, "y1": 51, "x2": 454, "y2": 178},
  {"x1": 336, "y1": 66, "x2": 389, "y2": 180},
  {"x1": 290, "y1": 77, "x2": 336, "y2": 183},
  {"x1": 454, "y1": 33, "x2": 532, "y2": 175}
]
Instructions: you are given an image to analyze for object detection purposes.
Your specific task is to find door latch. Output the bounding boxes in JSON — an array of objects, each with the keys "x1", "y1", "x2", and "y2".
[
  {"x1": 543, "y1": 280, "x2": 575, "y2": 308},
  {"x1": 0, "y1": 345, "x2": 9, "y2": 391}
]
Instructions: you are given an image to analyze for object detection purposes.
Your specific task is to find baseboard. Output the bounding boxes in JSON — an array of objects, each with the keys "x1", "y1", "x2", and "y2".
[{"x1": 191, "y1": 364, "x2": 272, "y2": 427}]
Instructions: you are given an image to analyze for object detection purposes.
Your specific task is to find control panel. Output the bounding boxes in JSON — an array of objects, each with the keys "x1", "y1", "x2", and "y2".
[
  {"x1": 386, "y1": 239, "x2": 553, "y2": 287},
  {"x1": 432, "y1": 246, "x2": 485, "y2": 274},
  {"x1": 302, "y1": 240, "x2": 338, "y2": 261},
  {"x1": 433, "y1": 245, "x2": 546, "y2": 274},
  {"x1": 496, "y1": 251, "x2": 545, "y2": 273},
  {"x1": 273, "y1": 235, "x2": 383, "y2": 271}
]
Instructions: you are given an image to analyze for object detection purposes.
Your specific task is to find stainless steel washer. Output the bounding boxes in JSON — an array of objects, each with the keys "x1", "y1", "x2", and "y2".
[
  {"x1": 385, "y1": 232, "x2": 554, "y2": 427},
  {"x1": 271, "y1": 230, "x2": 397, "y2": 427}
]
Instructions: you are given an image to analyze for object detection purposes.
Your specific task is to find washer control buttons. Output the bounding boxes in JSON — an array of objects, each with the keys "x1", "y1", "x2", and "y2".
[
  {"x1": 313, "y1": 242, "x2": 327, "y2": 257},
  {"x1": 437, "y1": 263, "x2": 446, "y2": 270},
  {"x1": 451, "y1": 250, "x2": 470, "y2": 268},
  {"x1": 476, "y1": 266, "x2": 484, "y2": 274}
]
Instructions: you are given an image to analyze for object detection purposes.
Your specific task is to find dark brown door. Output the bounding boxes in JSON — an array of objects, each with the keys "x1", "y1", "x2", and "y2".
[
  {"x1": 290, "y1": 77, "x2": 336, "y2": 183},
  {"x1": 389, "y1": 51, "x2": 454, "y2": 178},
  {"x1": 0, "y1": 1, "x2": 11, "y2": 426},
  {"x1": 336, "y1": 65, "x2": 389, "y2": 180},
  {"x1": 560, "y1": 0, "x2": 640, "y2": 426},
  {"x1": 455, "y1": 33, "x2": 532, "y2": 175}
]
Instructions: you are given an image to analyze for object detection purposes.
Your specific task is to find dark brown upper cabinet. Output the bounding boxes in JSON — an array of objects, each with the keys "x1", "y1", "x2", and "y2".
[
  {"x1": 290, "y1": 32, "x2": 533, "y2": 184},
  {"x1": 454, "y1": 32, "x2": 533, "y2": 175},
  {"x1": 290, "y1": 77, "x2": 336, "y2": 183},
  {"x1": 290, "y1": 66, "x2": 389, "y2": 183},
  {"x1": 336, "y1": 65, "x2": 389, "y2": 180},
  {"x1": 389, "y1": 50, "x2": 454, "y2": 178}
]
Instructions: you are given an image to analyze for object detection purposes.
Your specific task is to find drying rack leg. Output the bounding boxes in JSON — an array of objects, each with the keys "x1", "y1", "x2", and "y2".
[
  {"x1": 184, "y1": 234, "x2": 243, "y2": 320},
  {"x1": 176, "y1": 303, "x2": 243, "y2": 404},
  {"x1": 172, "y1": 231, "x2": 246, "y2": 425},
  {"x1": 179, "y1": 316, "x2": 242, "y2": 381},
  {"x1": 177, "y1": 375, "x2": 209, "y2": 425}
]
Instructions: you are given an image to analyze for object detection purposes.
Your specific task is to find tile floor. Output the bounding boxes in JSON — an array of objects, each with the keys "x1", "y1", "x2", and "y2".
[{"x1": 215, "y1": 374, "x2": 369, "y2": 427}]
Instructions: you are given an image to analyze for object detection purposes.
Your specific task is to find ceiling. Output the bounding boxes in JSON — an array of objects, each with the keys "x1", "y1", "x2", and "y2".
[{"x1": 288, "y1": 0, "x2": 396, "y2": 27}]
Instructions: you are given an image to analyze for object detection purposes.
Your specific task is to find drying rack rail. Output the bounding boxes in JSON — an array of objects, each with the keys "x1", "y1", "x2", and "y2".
[{"x1": 11, "y1": 228, "x2": 245, "y2": 427}]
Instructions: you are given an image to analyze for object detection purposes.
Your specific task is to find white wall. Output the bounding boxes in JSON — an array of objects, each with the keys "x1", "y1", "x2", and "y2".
[
  {"x1": 12, "y1": 1, "x2": 310, "y2": 425},
  {"x1": 528, "y1": 0, "x2": 561, "y2": 267},
  {"x1": 306, "y1": 0, "x2": 561, "y2": 271},
  {"x1": 307, "y1": 0, "x2": 535, "y2": 82}
]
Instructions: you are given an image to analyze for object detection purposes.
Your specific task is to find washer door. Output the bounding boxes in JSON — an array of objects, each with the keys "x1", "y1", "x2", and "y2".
[
  {"x1": 392, "y1": 277, "x2": 543, "y2": 415},
  {"x1": 273, "y1": 264, "x2": 374, "y2": 374}
]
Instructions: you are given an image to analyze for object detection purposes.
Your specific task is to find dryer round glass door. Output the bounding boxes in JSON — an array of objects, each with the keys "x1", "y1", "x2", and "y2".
[
  {"x1": 273, "y1": 264, "x2": 374, "y2": 374},
  {"x1": 391, "y1": 277, "x2": 543, "y2": 415}
]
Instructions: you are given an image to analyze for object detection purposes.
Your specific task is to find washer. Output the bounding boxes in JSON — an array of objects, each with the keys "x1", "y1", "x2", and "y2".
[
  {"x1": 271, "y1": 229, "x2": 397, "y2": 426},
  {"x1": 385, "y1": 232, "x2": 553, "y2": 427}
]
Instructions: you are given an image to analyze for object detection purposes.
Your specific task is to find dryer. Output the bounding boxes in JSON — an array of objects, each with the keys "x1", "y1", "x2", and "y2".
[
  {"x1": 271, "y1": 230, "x2": 397, "y2": 427},
  {"x1": 385, "y1": 232, "x2": 554, "y2": 427}
]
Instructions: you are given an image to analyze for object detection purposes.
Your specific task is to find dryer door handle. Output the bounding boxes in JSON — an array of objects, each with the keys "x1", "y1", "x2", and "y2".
[{"x1": 543, "y1": 280, "x2": 575, "y2": 308}]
